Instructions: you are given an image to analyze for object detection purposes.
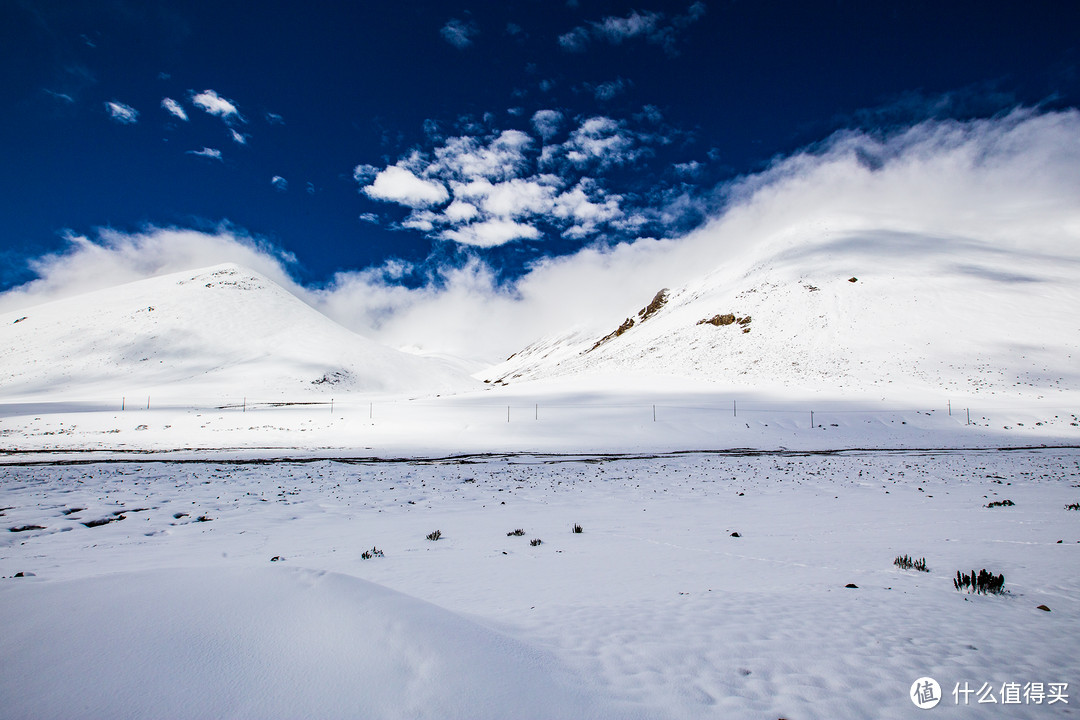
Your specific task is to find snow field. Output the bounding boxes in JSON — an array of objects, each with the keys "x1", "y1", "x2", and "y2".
[
  {"x1": 2, "y1": 449, "x2": 1078, "y2": 718},
  {"x1": 2, "y1": 384, "x2": 1080, "y2": 460}
]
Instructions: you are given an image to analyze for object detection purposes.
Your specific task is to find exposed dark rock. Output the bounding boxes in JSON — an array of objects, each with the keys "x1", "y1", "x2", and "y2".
[{"x1": 637, "y1": 289, "x2": 669, "y2": 322}]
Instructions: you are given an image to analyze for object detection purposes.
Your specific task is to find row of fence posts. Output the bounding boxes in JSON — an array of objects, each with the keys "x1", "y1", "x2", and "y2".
[{"x1": 116, "y1": 397, "x2": 980, "y2": 429}]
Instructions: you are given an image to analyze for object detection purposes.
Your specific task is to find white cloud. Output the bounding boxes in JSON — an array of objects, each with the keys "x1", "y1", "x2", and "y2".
[
  {"x1": 673, "y1": 161, "x2": 702, "y2": 176},
  {"x1": 271, "y1": 176, "x2": 287, "y2": 192},
  {"x1": 356, "y1": 119, "x2": 648, "y2": 247},
  {"x1": 444, "y1": 200, "x2": 479, "y2": 222},
  {"x1": 532, "y1": 109, "x2": 563, "y2": 141},
  {"x1": 557, "y1": 26, "x2": 590, "y2": 52},
  {"x1": 363, "y1": 165, "x2": 449, "y2": 207},
  {"x1": 161, "y1": 97, "x2": 187, "y2": 121},
  {"x1": 559, "y1": 4, "x2": 706, "y2": 55},
  {"x1": 432, "y1": 130, "x2": 533, "y2": 181},
  {"x1": 553, "y1": 180, "x2": 622, "y2": 225},
  {"x1": 45, "y1": 90, "x2": 75, "y2": 103},
  {"x1": 191, "y1": 89, "x2": 240, "y2": 121},
  {"x1": 593, "y1": 10, "x2": 662, "y2": 44},
  {"x1": 187, "y1": 147, "x2": 222, "y2": 161},
  {"x1": 230, "y1": 129, "x2": 247, "y2": 145},
  {"x1": 441, "y1": 18, "x2": 478, "y2": 48},
  {"x1": 591, "y1": 78, "x2": 631, "y2": 101},
  {"x1": 456, "y1": 178, "x2": 558, "y2": 219},
  {"x1": 442, "y1": 219, "x2": 541, "y2": 247},
  {"x1": 558, "y1": 116, "x2": 639, "y2": 167},
  {"x1": 265, "y1": 112, "x2": 285, "y2": 125},
  {"x1": 105, "y1": 101, "x2": 138, "y2": 124}
]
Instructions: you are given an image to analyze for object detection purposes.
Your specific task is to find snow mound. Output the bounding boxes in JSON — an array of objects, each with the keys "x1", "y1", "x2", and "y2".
[
  {"x1": 0, "y1": 566, "x2": 634, "y2": 720},
  {"x1": 0, "y1": 264, "x2": 477, "y2": 401}
]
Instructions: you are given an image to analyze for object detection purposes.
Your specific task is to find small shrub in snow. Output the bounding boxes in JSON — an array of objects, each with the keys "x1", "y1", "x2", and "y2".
[
  {"x1": 954, "y1": 569, "x2": 1005, "y2": 595},
  {"x1": 894, "y1": 554, "x2": 929, "y2": 572},
  {"x1": 571, "y1": 523, "x2": 583, "y2": 534},
  {"x1": 361, "y1": 547, "x2": 384, "y2": 560},
  {"x1": 1065, "y1": 502, "x2": 1080, "y2": 511},
  {"x1": 426, "y1": 530, "x2": 442, "y2": 541},
  {"x1": 507, "y1": 528, "x2": 526, "y2": 536},
  {"x1": 530, "y1": 538, "x2": 542, "y2": 546},
  {"x1": 986, "y1": 499, "x2": 1015, "y2": 508}
]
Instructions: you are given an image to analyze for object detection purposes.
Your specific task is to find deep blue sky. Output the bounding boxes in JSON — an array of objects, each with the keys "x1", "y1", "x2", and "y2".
[{"x1": 3, "y1": 0, "x2": 1078, "y2": 291}]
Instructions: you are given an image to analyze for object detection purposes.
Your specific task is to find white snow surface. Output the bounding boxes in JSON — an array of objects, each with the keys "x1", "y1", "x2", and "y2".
[
  {"x1": 1, "y1": 451, "x2": 1078, "y2": 719},
  {"x1": 0, "y1": 263, "x2": 477, "y2": 402},
  {"x1": 482, "y1": 224, "x2": 1080, "y2": 401},
  {"x1": 1, "y1": 222, "x2": 1078, "y2": 719}
]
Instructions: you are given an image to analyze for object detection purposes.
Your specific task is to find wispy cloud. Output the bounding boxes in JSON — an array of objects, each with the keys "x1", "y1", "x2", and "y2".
[
  {"x1": 230, "y1": 129, "x2": 247, "y2": 145},
  {"x1": 559, "y1": 3, "x2": 706, "y2": 56},
  {"x1": 161, "y1": 97, "x2": 187, "y2": 121},
  {"x1": 44, "y1": 89, "x2": 75, "y2": 104},
  {"x1": 105, "y1": 100, "x2": 138, "y2": 124},
  {"x1": 557, "y1": 26, "x2": 590, "y2": 52},
  {"x1": 191, "y1": 89, "x2": 241, "y2": 122},
  {"x1": 187, "y1": 147, "x2": 222, "y2": 161},
  {"x1": 441, "y1": 18, "x2": 479, "y2": 49},
  {"x1": 271, "y1": 176, "x2": 287, "y2": 192},
  {"x1": 588, "y1": 77, "x2": 632, "y2": 102}
]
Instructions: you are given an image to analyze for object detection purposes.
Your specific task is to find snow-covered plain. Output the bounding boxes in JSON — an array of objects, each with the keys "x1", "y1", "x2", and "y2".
[
  {"x1": 2, "y1": 450, "x2": 1078, "y2": 719},
  {"x1": 4, "y1": 111, "x2": 1080, "y2": 717}
]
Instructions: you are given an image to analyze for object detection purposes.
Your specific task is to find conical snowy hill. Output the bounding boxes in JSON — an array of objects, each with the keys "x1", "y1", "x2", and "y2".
[{"x1": 0, "y1": 264, "x2": 477, "y2": 401}]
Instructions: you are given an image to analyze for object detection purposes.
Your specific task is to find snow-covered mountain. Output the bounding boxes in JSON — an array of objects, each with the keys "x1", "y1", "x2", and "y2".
[
  {"x1": 482, "y1": 226, "x2": 1080, "y2": 401},
  {"x1": 0, "y1": 264, "x2": 477, "y2": 401}
]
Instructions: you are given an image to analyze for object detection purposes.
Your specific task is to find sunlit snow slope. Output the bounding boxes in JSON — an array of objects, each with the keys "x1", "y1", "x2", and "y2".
[
  {"x1": 484, "y1": 227, "x2": 1080, "y2": 401},
  {"x1": 0, "y1": 264, "x2": 477, "y2": 401}
]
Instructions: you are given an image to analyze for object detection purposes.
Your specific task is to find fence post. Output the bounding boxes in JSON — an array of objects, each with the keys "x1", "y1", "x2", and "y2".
[
  {"x1": 652, "y1": 404, "x2": 656, "y2": 422},
  {"x1": 331, "y1": 398, "x2": 334, "y2": 416},
  {"x1": 147, "y1": 396, "x2": 150, "y2": 410},
  {"x1": 122, "y1": 397, "x2": 125, "y2": 411},
  {"x1": 507, "y1": 405, "x2": 510, "y2": 423},
  {"x1": 811, "y1": 410, "x2": 814, "y2": 428},
  {"x1": 535, "y1": 403, "x2": 538, "y2": 420},
  {"x1": 733, "y1": 400, "x2": 737, "y2": 417},
  {"x1": 369, "y1": 402, "x2": 373, "y2": 419},
  {"x1": 243, "y1": 397, "x2": 246, "y2": 413},
  {"x1": 966, "y1": 408, "x2": 970, "y2": 426},
  {"x1": 948, "y1": 399, "x2": 951, "y2": 416}
]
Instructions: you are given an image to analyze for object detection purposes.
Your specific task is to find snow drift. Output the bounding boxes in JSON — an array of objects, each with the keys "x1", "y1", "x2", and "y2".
[{"x1": 0, "y1": 566, "x2": 631, "y2": 720}]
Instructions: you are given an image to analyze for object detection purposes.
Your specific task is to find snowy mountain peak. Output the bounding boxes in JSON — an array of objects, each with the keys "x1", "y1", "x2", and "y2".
[
  {"x1": 482, "y1": 228, "x2": 1080, "y2": 401},
  {"x1": 0, "y1": 264, "x2": 477, "y2": 401}
]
